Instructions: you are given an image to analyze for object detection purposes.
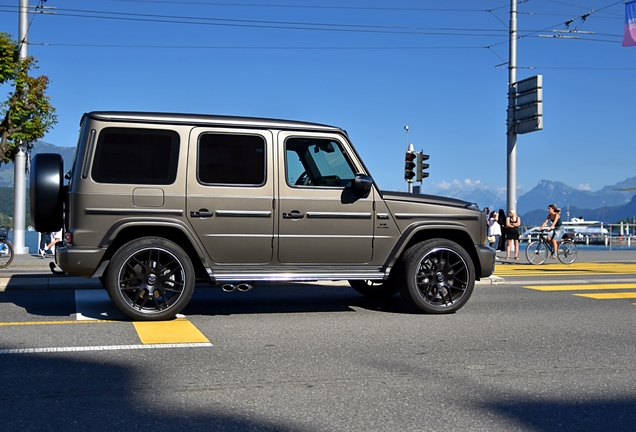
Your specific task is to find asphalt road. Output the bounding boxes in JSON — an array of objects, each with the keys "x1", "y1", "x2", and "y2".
[{"x1": 1, "y1": 267, "x2": 636, "y2": 431}]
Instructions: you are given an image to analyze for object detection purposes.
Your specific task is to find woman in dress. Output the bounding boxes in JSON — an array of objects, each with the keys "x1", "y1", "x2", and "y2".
[{"x1": 505, "y1": 209, "x2": 521, "y2": 260}]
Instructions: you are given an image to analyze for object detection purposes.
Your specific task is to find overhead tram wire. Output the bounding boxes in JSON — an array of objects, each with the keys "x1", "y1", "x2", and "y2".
[
  {"x1": 0, "y1": 6, "x2": 512, "y2": 37},
  {"x1": 97, "y1": 0, "x2": 507, "y2": 13},
  {"x1": 26, "y1": 42, "x2": 489, "y2": 51}
]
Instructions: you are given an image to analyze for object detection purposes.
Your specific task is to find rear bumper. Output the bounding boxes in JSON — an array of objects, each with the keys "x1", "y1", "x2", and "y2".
[
  {"x1": 476, "y1": 244, "x2": 496, "y2": 279},
  {"x1": 56, "y1": 246, "x2": 106, "y2": 277}
]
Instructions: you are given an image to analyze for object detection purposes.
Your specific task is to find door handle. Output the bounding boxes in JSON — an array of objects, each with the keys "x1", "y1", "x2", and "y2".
[
  {"x1": 283, "y1": 211, "x2": 304, "y2": 219},
  {"x1": 190, "y1": 209, "x2": 214, "y2": 218}
]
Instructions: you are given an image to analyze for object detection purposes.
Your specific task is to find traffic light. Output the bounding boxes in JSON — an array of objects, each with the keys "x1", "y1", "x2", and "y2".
[
  {"x1": 416, "y1": 152, "x2": 430, "y2": 182},
  {"x1": 404, "y1": 150, "x2": 416, "y2": 182}
]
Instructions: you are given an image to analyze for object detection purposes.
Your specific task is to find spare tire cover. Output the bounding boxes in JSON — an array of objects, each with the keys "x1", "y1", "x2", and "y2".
[{"x1": 30, "y1": 153, "x2": 64, "y2": 232}]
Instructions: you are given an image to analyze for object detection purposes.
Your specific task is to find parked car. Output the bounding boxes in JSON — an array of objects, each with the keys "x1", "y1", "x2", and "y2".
[{"x1": 30, "y1": 111, "x2": 495, "y2": 320}]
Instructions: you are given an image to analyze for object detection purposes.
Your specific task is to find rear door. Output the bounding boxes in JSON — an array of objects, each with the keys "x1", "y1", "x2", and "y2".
[{"x1": 186, "y1": 128, "x2": 275, "y2": 264}]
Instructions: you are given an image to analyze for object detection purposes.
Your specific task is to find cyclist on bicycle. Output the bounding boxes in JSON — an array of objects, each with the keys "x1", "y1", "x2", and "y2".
[{"x1": 539, "y1": 204, "x2": 564, "y2": 259}]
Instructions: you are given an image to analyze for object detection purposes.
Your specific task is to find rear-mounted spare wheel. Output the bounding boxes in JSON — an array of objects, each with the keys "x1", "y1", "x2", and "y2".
[{"x1": 30, "y1": 153, "x2": 64, "y2": 232}]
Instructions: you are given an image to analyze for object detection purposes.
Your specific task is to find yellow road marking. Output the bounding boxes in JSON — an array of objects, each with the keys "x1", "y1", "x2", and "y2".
[
  {"x1": 133, "y1": 318, "x2": 209, "y2": 344},
  {"x1": 524, "y1": 283, "x2": 636, "y2": 292},
  {"x1": 495, "y1": 262, "x2": 636, "y2": 277},
  {"x1": 574, "y1": 292, "x2": 636, "y2": 300}
]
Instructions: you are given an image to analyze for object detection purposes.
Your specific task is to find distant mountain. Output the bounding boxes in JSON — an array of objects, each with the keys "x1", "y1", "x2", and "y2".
[
  {"x1": 0, "y1": 141, "x2": 76, "y2": 187},
  {"x1": 432, "y1": 177, "x2": 636, "y2": 225},
  {"x1": 518, "y1": 179, "x2": 635, "y2": 214}
]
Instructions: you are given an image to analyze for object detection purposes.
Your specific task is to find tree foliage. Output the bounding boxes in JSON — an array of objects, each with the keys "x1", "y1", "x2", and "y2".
[{"x1": 0, "y1": 32, "x2": 57, "y2": 164}]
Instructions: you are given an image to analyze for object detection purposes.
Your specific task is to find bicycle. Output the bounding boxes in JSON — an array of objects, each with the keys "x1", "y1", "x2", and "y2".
[
  {"x1": 525, "y1": 229, "x2": 578, "y2": 265},
  {"x1": 0, "y1": 227, "x2": 14, "y2": 269}
]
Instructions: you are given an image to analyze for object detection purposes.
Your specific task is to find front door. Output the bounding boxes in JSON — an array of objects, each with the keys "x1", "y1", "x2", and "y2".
[{"x1": 277, "y1": 132, "x2": 374, "y2": 264}]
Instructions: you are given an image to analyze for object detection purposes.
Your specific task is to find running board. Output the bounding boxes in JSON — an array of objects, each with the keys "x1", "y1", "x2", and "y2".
[{"x1": 205, "y1": 266, "x2": 389, "y2": 284}]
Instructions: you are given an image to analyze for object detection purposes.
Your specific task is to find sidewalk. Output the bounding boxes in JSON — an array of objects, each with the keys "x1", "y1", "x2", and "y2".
[{"x1": 1, "y1": 249, "x2": 635, "y2": 290}]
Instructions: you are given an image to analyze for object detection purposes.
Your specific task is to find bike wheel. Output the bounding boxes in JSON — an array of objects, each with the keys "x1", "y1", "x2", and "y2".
[
  {"x1": 558, "y1": 240, "x2": 578, "y2": 264},
  {"x1": 0, "y1": 240, "x2": 14, "y2": 269},
  {"x1": 525, "y1": 240, "x2": 548, "y2": 265}
]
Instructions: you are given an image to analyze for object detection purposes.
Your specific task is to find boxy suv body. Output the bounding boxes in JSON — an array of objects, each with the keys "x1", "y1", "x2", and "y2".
[{"x1": 30, "y1": 112, "x2": 494, "y2": 320}]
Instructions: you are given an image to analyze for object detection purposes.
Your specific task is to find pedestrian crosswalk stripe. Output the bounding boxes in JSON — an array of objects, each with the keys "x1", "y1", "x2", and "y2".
[
  {"x1": 574, "y1": 292, "x2": 636, "y2": 300},
  {"x1": 133, "y1": 318, "x2": 210, "y2": 344},
  {"x1": 524, "y1": 283, "x2": 636, "y2": 292}
]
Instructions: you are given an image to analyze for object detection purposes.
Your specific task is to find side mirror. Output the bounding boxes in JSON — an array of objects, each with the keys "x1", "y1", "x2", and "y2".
[{"x1": 353, "y1": 173, "x2": 373, "y2": 197}]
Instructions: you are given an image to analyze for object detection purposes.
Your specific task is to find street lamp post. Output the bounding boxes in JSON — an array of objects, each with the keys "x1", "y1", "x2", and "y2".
[{"x1": 12, "y1": 0, "x2": 29, "y2": 254}]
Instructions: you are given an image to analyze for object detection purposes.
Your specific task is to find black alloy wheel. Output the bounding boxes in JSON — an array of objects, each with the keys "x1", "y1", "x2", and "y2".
[
  {"x1": 105, "y1": 237, "x2": 195, "y2": 321},
  {"x1": 399, "y1": 239, "x2": 475, "y2": 314}
]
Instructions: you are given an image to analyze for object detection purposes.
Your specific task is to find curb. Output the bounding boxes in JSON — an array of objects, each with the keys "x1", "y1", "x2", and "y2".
[{"x1": 475, "y1": 275, "x2": 506, "y2": 285}]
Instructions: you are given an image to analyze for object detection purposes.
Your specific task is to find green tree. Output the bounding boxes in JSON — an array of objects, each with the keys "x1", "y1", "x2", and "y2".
[{"x1": 0, "y1": 32, "x2": 57, "y2": 163}]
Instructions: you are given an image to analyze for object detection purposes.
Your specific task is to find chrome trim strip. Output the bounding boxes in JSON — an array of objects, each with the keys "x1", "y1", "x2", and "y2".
[
  {"x1": 215, "y1": 210, "x2": 272, "y2": 217},
  {"x1": 85, "y1": 208, "x2": 183, "y2": 216},
  {"x1": 394, "y1": 213, "x2": 478, "y2": 220},
  {"x1": 209, "y1": 271, "x2": 388, "y2": 283},
  {"x1": 278, "y1": 234, "x2": 373, "y2": 239},
  {"x1": 376, "y1": 213, "x2": 389, "y2": 219},
  {"x1": 306, "y1": 212, "x2": 372, "y2": 219}
]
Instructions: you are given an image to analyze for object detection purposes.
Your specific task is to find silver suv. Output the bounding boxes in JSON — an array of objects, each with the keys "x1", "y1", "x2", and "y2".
[{"x1": 30, "y1": 112, "x2": 494, "y2": 320}]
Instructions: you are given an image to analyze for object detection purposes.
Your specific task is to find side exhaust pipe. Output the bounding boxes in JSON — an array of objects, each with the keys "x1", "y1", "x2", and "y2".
[
  {"x1": 237, "y1": 283, "x2": 252, "y2": 292},
  {"x1": 222, "y1": 284, "x2": 236, "y2": 293}
]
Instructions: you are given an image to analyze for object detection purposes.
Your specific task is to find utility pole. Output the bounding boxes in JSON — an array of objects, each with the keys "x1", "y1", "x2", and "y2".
[
  {"x1": 506, "y1": 0, "x2": 518, "y2": 213},
  {"x1": 13, "y1": 0, "x2": 29, "y2": 254}
]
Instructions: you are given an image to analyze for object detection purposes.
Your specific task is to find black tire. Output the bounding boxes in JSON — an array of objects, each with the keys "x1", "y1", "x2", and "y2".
[
  {"x1": 557, "y1": 240, "x2": 578, "y2": 264},
  {"x1": 525, "y1": 240, "x2": 548, "y2": 265},
  {"x1": 348, "y1": 279, "x2": 400, "y2": 298},
  {"x1": 105, "y1": 237, "x2": 195, "y2": 321},
  {"x1": 398, "y1": 239, "x2": 475, "y2": 314},
  {"x1": 30, "y1": 153, "x2": 64, "y2": 233},
  {"x1": 0, "y1": 240, "x2": 14, "y2": 269}
]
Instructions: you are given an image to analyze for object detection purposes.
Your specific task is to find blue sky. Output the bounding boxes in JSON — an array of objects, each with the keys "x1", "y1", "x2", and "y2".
[{"x1": 1, "y1": 0, "x2": 635, "y2": 201}]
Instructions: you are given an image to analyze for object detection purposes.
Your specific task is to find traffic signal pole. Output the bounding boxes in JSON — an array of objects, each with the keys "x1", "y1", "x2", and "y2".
[{"x1": 506, "y1": 0, "x2": 518, "y2": 214}]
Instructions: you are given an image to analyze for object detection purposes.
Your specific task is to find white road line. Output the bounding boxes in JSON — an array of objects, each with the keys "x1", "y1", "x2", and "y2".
[{"x1": 0, "y1": 342, "x2": 213, "y2": 355}]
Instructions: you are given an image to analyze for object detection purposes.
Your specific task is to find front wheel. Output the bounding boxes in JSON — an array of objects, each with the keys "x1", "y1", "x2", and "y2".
[
  {"x1": 105, "y1": 237, "x2": 195, "y2": 321},
  {"x1": 398, "y1": 239, "x2": 475, "y2": 314},
  {"x1": 525, "y1": 240, "x2": 548, "y2": 265},
  {"x1": 0, "y1": 240, "x2": 14, "y2": 269},
  {"x1": 558, "y1": 240, "x2": 578, "y2": 264}
]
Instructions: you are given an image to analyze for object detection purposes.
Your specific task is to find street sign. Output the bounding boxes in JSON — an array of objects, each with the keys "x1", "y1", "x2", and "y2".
[
  {"x1": 516, "y1": 102, "x2": 543, "y2": 121},
  {"x1": 515, "y1": 75, "x2": 542, "y2": 94},
  {"x1": 513, "y1": 75, "x2": 543, "y2": 135},
  {"x1": 517, "y1": 116, "x2": 543, "y2": 135},
  {"x1": 515, "y1": 89, "x2": 543, "y2": 107}
]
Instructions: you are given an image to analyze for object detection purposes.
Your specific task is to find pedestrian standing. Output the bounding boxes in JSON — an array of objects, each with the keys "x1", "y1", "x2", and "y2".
[{"x1": 488, "y1": 211, "x2": 502, "y2": 255}]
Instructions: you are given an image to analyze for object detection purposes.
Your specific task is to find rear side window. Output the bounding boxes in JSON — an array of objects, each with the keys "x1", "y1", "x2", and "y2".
[
  {"x1": 91, "y1": 128, "x2": 180, "y2": 185},
  {"x1": 198, "y1": 133, "x2": 265, "y2": 186}
]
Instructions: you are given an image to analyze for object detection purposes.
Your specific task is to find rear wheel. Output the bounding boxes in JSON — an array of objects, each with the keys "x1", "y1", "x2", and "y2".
[
  {"x1": 398, "y1": 239, "x2": 475, "y2": 314},
  {"x1": 525, "y1": 240, "x2": 548, "y2": 265},
  {"x1": 348, "y1": 279, "x2": 400, "y2": 298},
  {"x1": 558, "y1": 240, "x2": 578, "y2": 264},
  {"x1": 105, "y1": 237, "x2": 195, "y2": 321}
]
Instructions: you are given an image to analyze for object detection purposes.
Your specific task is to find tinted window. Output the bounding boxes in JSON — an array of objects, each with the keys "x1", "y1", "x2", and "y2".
[
  {"x1": 285, "y1": 138, "x2": 356, "y2": 187},
  {"x1": 91, "y1": 128, "x2": 180, "y2": 185},
  {"x1": 198, "y1": 134, "x2": 265, "y2": 185}
]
